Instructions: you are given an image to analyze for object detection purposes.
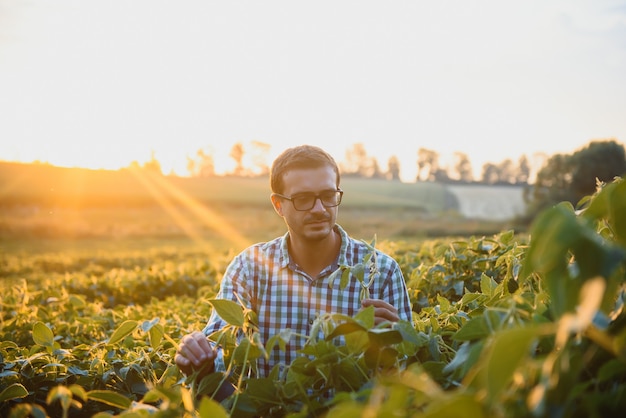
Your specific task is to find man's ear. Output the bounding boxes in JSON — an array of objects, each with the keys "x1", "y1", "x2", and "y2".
[{"x1": 271, "y1": 195, "x2": 283, "y2": 216}]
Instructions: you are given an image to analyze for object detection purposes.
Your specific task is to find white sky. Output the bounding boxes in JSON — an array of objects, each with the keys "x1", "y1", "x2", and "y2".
[{"x1": 1, "y1": 0, "x2": 625, "y2": 181}]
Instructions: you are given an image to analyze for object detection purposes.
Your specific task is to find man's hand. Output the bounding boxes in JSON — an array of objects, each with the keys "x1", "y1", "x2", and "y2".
[
  {"x1": 175, "y1": 331, "x2": 217, "y2": 376},
  {"x1": 361, "y1": 298, "x2": 400, "y2": 325}
]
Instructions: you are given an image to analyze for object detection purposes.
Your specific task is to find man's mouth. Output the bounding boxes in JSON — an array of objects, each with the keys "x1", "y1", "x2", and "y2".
[{"x1": 307, "y1": 217, "x2": 329, "y2": 225}]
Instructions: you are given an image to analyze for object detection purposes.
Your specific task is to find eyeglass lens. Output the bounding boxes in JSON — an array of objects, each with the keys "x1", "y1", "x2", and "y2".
[{"x1": 293, "y1": 191, "x2": 341, "y2": 210}]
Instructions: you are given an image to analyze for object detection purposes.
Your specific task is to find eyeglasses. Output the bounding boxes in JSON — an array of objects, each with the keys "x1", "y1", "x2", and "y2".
[{"x1": 272, "y1": 189, "x2": 343, "y2": 211}]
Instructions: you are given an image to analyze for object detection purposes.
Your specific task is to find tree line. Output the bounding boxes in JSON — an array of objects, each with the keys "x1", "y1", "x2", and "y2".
[
  {"x1": 133, "y1": 139, "x2": 626, "y2": 222},
  {"x1": 524, "y1": 139, "x2": 626, "y2": 219},
  {"x1": 181, "y1": 141, "x2": 537, "y2": 185}
]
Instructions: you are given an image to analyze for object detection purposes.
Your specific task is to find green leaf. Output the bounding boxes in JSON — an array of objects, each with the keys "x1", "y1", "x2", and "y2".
[
  {"x1": 473, "y1": 326, "x2": 539, "y2": 405},
  {"x1": 453, "y1": 316, "x2": 489, "y2": 341},
  {"x1": 0, "y1": 341, "x2": 18, "y2": 350},
  {"x1": 107, "y1": 320, "x2": 138, "y2": 345},
  {"x1": 47, "y1": 386, "x2": 72, "y2": 410},
  {"x1": 69, "y1": 294, "x2": 86, "y2": 308},
  {"x1": 233, "y1": 337, "x2": 263, "y2": 364},
  {"x1": 584, "y1": 178, "x2": 626, "y2": 246},
  {"x1": 198, "y1": 396, "x2": 230, "y2": 418},
  {"x1": 69, "y1": 384, "x2": 88, "y2": 402},
  {"x1": 422, "y1": 393, "x2": 485, "y2": 418},
  {"x1": 522, "y1": 205, "x2": 578, "y2": 277},
  {"x1": 326, "y1": 321, "x2": 366, "y2": 340},
  {"x1": 327, "y1": 267, "x2": 341, "y2": 287},
  {"x1": 149, "y1": 324, "x2": 164, "y2": 349},
  {"x1": 521, "y1": 205, "x2": 582, "y2": 316},
  {"x1": 340, "y1": 267, "x2": 351, "y2": 290},
  {"x1": 460, "y1": 292, "x2": 484, "y2": 306},
  {"x1": 366, "y1": 234, "x2": 377, "y2": 249},
  {"x1": 196, "y1": 372, "x2": 229, "y2": 398},
  {"x1": 32, "y1": 321, "x2": 54, "y2": 347},
  {"x1": 364, "y1": 345, "x2": 398, "y2": 369},
  {"x1": 0, "y1": 383, "x2": 28, "y2": 402},
  {"x1": 367, "y1": 328, "x2": 403, "y2": 346},
  {"x1": 479, "y1": 273, "x2": 497, "y2": 296},
  {"x1": 353, "y1": 305, "x2": 375, "y2": 329},
  {"x1": 207, "y1": 299, "x2": 244, "y2": 327},
  {"x1": 266, "y1": 329, "x2": 294, "y2": 352},
  {"x1": 336, "y1": 357, "x2": 368, "y2": 390},
  {"x1": 598, "y1": 359, "x2": 626, "y2": 383},
  {"x1": 351, "y1": 263, "x2": 366, "y2": 282},
  {"x1": 326, "y1": 402, "x2": 365, "y2": 417},
  {"x1": 499, "y1": 229, "x2": 515, "y2": 244},
  {"x1": 607, "y1": 179, "x2": 626, "y2": 246},
  {"x1": 87, "y1": 390, "x2": 132, "y2": 409},
  {"x1": 443, "y1": 341, "x2": 471, "y2": 374},
  {"x1": 395, "y1": 320, "x2": 429, "y2": 346},
  {"x1": 244, "y1": 378, "x2": 282, "y2": 404}
]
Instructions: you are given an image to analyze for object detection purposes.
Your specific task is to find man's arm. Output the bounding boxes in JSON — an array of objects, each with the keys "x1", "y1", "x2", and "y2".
[
  {"x1": 367, "y1": 254, "x2": 413, "y2": 324},
  {"x1": 177, "y1": 252, "x2": 253, "y2": 375}
]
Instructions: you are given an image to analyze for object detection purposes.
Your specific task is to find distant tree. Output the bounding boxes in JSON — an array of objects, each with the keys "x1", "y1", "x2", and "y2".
[
  {"x1": 525, "y1": 153, "x2": 575, "y2": 214},
  {"x1": 187, "y1": 148, "x2": 215, "y2": 177},
  {"x1": 452, "y1": 152, "x2": 473, "y2": 183},
  {"x1": 416, "y1": 148, "x2": 440, "y2": 181},
  {"x1": 342, "y1": 143, "x2": 380, "y2": 178},
  {"x1": 481, "y1": 162, "x2": 500, "y2": 184},
  {"x1": 432, "y1": 168, "x2": 450, "y2": 182},
  {"x1": 479, "y1": 158, "x2": 522, "y2": 184},
  {"x1": 369, "y1": 158, "x2": 383, "y2": 179},
  {"x1": 142, "y1": 151, "x2": 162, "y2": 175},
  {"x1": 530, "y1": 152, "x2": 549, "y2": 183},
  {"x1": 248, "y1": 141, "x2": 271, "y2": 176},
  {"x1": 186, "y1": 157, "x2": 195, "y2": 176},
  {"x1": 229, "y1": 142, "x2": 245, "y2": 176},
  {"x1": 126, "y1": 152, "x2": 163, "y2": 175},
  {"x1": 517, "y1": 154, "x2": 530, "y2": 185},
  {"x1": 570, "y1": 140, "x2": 626, "y2": 198},
  {"x1": 387, "y1": 155, "x2": 401, "y2": 181},
  {"x1": 497, "y1": 159, "x2": 516, "y2": 184},
  {"x1": 342, "y1": 143, "x2": 365, "y2": 177},
  {"x1": 526, "y1": 139, "x2": 626, "y2": 217}
]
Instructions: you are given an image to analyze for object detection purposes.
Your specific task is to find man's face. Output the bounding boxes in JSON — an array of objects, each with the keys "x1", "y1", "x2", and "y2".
[{"x1": 271, "y1": 165, "x2": 339, "y2": 242}]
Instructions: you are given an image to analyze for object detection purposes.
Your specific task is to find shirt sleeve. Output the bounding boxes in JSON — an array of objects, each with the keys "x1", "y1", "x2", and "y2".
[
  {"x1": 202, "y1": 252, "x2": 254, "y2": 334},
  {"x1": 375, "y1": 252, "x2": 413, "y2": 322},
  {"x1": 202, "y1": 252, "x2": 254, "y2": 372}
]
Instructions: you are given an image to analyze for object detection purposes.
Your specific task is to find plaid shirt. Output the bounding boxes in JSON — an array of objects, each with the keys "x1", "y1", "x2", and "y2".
[{"x1": 203, "y1": 224, "x2": 412, "y2": 377}]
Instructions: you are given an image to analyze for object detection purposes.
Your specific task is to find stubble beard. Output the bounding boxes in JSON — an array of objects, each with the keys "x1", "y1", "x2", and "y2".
[{"x1": 302, "y1": 214, "x2": 334, "y2": 242}]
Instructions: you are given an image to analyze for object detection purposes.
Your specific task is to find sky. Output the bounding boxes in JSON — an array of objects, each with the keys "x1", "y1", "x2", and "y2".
[{"x1": 1, "y1": 0, "x2": 625, "y2": 182}]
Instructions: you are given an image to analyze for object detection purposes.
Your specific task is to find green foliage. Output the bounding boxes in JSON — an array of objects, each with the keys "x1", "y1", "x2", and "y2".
[
  {"x1": 1, "y1": 248, "x2": 224, "y2": 308},
  {"x1": 527, "y1": 139, "x2": 626, "y2": 217},
  {"x1": 0, "y1": 251, "x2": 218, "y2": 417},
  {"x1": 1, "y1": 178, "x2": 625, "y2": 417}
]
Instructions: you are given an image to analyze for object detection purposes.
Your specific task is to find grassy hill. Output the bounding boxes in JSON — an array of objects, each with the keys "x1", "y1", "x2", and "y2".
[
  {"x1": 0, "y1": 162, "x2": 517, "y2": 247},
  {"x1": 0, "y1": 162, "x2": 453, "y2": 210}
]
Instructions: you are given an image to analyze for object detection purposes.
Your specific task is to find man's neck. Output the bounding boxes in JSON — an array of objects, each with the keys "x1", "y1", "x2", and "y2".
[{"x1": 288, "y1": 228, "x2": 341, "y2": 278}]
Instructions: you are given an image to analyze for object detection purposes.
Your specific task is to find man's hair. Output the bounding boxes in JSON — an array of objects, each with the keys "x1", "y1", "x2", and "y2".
[{"x1": 270, "y1": 145, "x2": 340, "y2": 193}]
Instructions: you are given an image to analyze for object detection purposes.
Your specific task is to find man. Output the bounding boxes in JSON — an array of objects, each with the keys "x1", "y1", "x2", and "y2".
[{"x1": 175, "y1": 145, "x2": 412, "y2": 378}]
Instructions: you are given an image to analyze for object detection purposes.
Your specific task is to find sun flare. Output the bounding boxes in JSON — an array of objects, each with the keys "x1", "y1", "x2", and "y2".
[{"x1": 128, "y1": 167, "x2": 252, "y2": 250}]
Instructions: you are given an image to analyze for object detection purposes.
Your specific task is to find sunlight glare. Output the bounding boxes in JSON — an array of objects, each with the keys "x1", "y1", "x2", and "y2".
[{"x1": 128, "y1": 167, "x2": 251, "y2": 250}]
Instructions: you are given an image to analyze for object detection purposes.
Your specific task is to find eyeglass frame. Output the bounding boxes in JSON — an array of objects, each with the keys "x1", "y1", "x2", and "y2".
[{"x1": 271, "y1": 189, "x2": 344, "y2": 211}]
